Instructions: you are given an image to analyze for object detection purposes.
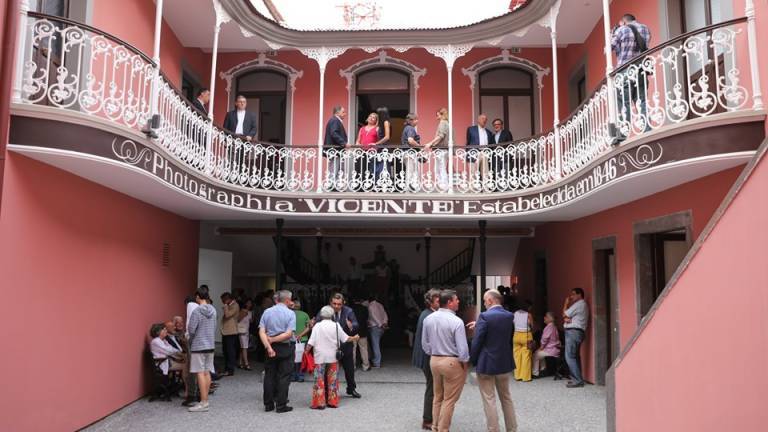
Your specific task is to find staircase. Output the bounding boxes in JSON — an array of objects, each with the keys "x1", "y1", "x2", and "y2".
[
  {"x1": 429, "y1": 239, "x2": 475, "y2": 285},
  {"x1": 275, "y1": 238, "x2": 319, "y2": 284}
]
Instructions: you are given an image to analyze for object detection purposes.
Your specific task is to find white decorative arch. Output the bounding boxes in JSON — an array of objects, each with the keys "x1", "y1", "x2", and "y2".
[
  {"x1": 461, "y1": 49, "x2": 551, "y2": 133},
  {"x1": 219, "y1": 53, "x2": 304, "y2": 145},
  {"x1": 339, "y1": 50, "x2": 427, "y2": 142}
]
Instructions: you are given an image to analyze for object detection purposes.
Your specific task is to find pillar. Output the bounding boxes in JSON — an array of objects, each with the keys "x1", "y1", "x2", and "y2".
[
  {"x1": 601, "y1": 0, "x2": 620, "y2": 139},
  {"x1": 479, "y1": 220, "x2": 487, "y2": 315},
  {"x1": 549, "y1": 6, "x2": 562, "y2": 178},
  {"x1": 425, "y1": 236, "x2": 432, "y2": 287},
  {"x1": 746, "y1": 0, "x2": 764, "y2": 109},
  {"x1": 316, "y1": 234, "x2": 323, "y2": 290},
  {"x1": 275, "y1": 218, "x2": 284, "y2": 291}
]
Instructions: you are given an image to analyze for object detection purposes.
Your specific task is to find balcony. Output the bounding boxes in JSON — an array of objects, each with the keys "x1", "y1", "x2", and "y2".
[{"x1": 8, "y1": 12, "x2": 765, "y2": 220}]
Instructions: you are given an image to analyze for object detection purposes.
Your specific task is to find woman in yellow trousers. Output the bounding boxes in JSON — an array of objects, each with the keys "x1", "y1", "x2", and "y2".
[{"x1": 512, "y1": 306, "x2": 533, "y2": 381}]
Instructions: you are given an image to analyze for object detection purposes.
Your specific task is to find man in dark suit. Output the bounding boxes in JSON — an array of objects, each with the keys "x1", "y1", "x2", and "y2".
[
  {"x1": 316, "y1": 292, "x2": 361, "y2": 398},
  {"x1": 466, "y1": 114, "x2": 495, "y2": 186},
  {"x1": 323, "y1": 106, "x2": 348, "y2": 190},
  {"x1": 470, "y1": 289, "x2": 518, "y2": 432},
  {"x1": 191, "y1": 88, "x2": 210, "y2": 115},
  {"x1": 223, "y1": 95, "x2": 258, "y2": 141},
  {"x1": 491, "y1": 118, "x2": 514, "y2": 144}
]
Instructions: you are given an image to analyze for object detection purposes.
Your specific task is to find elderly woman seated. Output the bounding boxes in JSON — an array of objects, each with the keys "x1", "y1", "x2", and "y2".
[
  {"x1": 532, "y1": 312, "x2": 561, "y2": 377},
  {"x1": 149, "y1": 323, "x2": 189, "y2": 399},
  {"x1": 306, "y1": 306, "x2": 359, "y2": 409}
]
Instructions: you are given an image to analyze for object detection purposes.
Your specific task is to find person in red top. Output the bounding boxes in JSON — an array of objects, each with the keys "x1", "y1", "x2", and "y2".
[{"x1": 356, "y1": 112, "x2": 379, "y2": 180}]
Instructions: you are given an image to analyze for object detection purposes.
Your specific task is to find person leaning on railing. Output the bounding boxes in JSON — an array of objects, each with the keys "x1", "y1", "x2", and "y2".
[
  {"x1": 401, "y1": 113, "x2": 422, "y2": 191},
  {"x1": 423, "y1": 108, "x2": 451, "y2": 189},
  {"x1": 611, "y1": 13, "x2": 652, "y2": 139},
  {"x1": 323, "y1": 106, "x2": 349, "y2": 190},
  {"x1": 356, "y1": 112, "x2": 380, "y2": 180}
]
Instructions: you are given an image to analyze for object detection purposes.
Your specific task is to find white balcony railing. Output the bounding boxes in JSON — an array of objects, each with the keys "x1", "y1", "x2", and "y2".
[{"x1": 13, "y1": 13, "x2": 761, "y2": 195}]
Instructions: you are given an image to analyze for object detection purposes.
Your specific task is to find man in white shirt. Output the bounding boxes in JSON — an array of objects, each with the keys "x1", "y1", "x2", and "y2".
[
  {"x1": 563, "y1": 287, "x2": 589, "y2": 388},
  {"x1": 466, "y1": 114, "x2": 494, "y2": 187},
  {"x1": 223, "y1": 95, "x2": 258, "y2": 141},
  {"x1": 367, "y1": 297, "x2": 389, "y2": 368}
]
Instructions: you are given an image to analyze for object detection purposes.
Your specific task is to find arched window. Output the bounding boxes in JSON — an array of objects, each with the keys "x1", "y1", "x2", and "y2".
[
  {"x1": 235, "y1": 70, "x2": 288, "y2": 144},
  {"x1": 355, "y1": 68, "x2": 411, "y2": 144},
  {"x1": 479, "y1": 67, "x2": 535, "y2": 139}
]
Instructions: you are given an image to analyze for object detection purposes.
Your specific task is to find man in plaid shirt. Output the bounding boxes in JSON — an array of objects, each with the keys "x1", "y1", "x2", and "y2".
[{"x1": 612, "y1": 14, "x2": 652, "y2": 139}]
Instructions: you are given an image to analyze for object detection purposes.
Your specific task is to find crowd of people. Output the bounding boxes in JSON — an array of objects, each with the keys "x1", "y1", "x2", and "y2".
[
  {"x1": 410, "y1": 286, "x2": 589, "y2": 432},
  {"x1": 147, "y1": 285, "x2": 390, "y2": 413}
]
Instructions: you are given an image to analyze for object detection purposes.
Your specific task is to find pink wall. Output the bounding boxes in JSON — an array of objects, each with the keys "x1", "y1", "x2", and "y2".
[
  {"x1": 91, "y1": 0, "x2": 210, "y2": 89},
  {"x1": 513, "y1": 165, "x2": 743, "y2": 383},
  {"x1": 614, "y1": 151, "x2": 768, "y2": 430},
  {"x1": 0, "y1": 154, "x2": 199, "y2": 432}
]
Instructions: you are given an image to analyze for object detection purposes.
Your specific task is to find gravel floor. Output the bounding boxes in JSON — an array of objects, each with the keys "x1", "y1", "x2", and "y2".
[{"x1": 84, "y1": 349, "x2": 606, "y2": 432}]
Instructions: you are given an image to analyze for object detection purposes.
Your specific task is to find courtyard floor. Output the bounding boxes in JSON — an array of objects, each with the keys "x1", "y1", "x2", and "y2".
[{"x1": 84, "y1": 349, "x2": 606, "y2": 432}]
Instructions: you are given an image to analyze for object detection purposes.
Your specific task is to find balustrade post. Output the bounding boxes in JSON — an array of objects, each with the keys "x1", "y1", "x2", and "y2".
[
  {"x1": 601, "y1": 0, "x2": 620, "y2": 141},
  {"x1": 746, "y1": 0, "x2": 764, "y2": 110},
  {"x1": 549, "y1": 5, "x2": 562, "y2": 179},
  {"x1": 12, "y1": 0, "x2": 31, "y2": 103}
]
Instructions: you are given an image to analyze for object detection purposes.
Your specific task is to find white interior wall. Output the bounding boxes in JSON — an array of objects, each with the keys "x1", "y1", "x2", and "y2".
[{"x1": 197, "y1": 248, "x2": 233, "y2": 343}]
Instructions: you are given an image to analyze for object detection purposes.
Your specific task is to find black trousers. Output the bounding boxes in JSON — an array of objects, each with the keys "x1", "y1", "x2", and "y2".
[
  {"x1": 340, "y1": 342, "x2": 356, "y2": 391},
  {"x1": 263, "y1": 342, "x2": 294, "y2": 408},
  {"x1": 222, "y1": 334, "x2": 238, "y2": 373},
  {"x1": 422, "y1": 364, "x2": 433, "y2": 423}
]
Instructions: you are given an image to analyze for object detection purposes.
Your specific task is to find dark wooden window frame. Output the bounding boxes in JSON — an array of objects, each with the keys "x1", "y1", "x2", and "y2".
[
  {"x1": 633, "y1": 210, "x2": 693, "y2": 325},
  {"x1": 592, "y1": 236, "x2": 620, "y2": 386},
  {"x1": 478, "y1": 66, "x2": 536, "y2": 137}
]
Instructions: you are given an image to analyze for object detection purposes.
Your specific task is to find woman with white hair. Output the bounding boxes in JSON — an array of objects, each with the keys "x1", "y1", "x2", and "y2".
[
  {"x1": 306, "y1": 305, "x2": 359, "y2": 409},
  {"x1": 533, "y1": 311, "x2": 561, "y2": 377}
]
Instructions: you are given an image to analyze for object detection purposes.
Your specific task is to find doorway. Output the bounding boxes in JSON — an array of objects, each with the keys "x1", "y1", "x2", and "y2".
[
  {"x1": 533, "y1": 252, "x2": 548, "y2": 317},
  {"x1": 235, "y1": 70, "x2": 288, "y2": 144},
  {"x1": 634, "y1": 212, "x2": 693, "y2": 323},
  {"x1": 355, "y1": 68, "x2": 411, "y2": 144},
  {"x1": 593, "y1": 237, "x2": 620, "y2": 385}
]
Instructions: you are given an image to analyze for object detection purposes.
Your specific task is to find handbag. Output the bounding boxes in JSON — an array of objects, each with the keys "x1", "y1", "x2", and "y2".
[
  {"x1": 526, "y1": 318, "x2": 536, "y2": 351},
  {"x1": 335, "y1": 318, "x2": 345, "y2": 361}
]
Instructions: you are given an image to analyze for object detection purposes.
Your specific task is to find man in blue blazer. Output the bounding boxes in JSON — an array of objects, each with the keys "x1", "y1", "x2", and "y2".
[
  {"x1": 470, "y1": 289, "x2": 518, "y2": 432},
  {"x1": 223, "y1": 95, "x2": 258, "y2": 141}
]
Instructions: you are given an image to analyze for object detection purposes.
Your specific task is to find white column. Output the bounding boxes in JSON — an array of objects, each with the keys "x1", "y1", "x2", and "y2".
[
  {"x1": 299, "y1": 47, "x2": 348, "y2": 192},
  {"x1": 426, "y1": 44, "x2": 473, "y2": 193},
  {"x1": 317, "y1": 64, "x2": 326, "y2": 191},
  {"x1": 447, "y1": 61, "x2": 454, "y2": 192},
  {"x1": 549, "y1": 8, "x2": 562, "y2": 179},
  {"x1": 12, "y1": 0, "x2": 31, "y2": 103},
  {"x1": 602, "y1": 0, "x2": 619, "y2": 134},
  {"x1": 745, "y1": 0, "x2": 764, "y2": 109},
  {"x1": 208, "y1": 24, "x2": 221, "y2": 121},
  {"x1": 148, "y1": 0, "x2": 164, "y2": 119}
]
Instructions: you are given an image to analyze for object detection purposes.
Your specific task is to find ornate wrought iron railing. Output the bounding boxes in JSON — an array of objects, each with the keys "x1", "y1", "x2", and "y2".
[{"x1": 13, "y1": 13, "x2": 761, "y2": 196}]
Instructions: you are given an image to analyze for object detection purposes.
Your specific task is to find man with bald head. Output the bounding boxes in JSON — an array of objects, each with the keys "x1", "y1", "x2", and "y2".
[{"x1": 470, "y1": 289, "x2": 518, "y2": 432}]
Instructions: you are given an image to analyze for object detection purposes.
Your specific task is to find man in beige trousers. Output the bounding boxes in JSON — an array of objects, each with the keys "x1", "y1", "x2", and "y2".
[
  {"x1": 421, "y1": 289, "x2": 470, "y2": 432},
  {"x1": 469, "y1": 289, "x2": 518, "y2": 432}
]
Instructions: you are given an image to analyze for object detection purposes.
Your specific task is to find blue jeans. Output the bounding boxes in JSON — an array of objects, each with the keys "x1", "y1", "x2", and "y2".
[
  {"x1": 293, "y1": 362, "x2": 304, "y2": 381},
  {"x1": 564, "y1": 329, "x2": 585, "y2": 384},
  {"x1": 369, "y1": 326, "x2": 385, "y2": 367}
]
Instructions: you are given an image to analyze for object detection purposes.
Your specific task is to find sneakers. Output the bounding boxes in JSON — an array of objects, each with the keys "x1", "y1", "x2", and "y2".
[{"x1": 188, "y1": 401, "x2": 209, "y2": 412}]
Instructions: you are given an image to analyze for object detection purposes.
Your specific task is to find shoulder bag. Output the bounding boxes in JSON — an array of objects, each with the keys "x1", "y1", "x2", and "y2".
[{"x1": 335, "y1": 319, "x2": 345, "y2": 361}]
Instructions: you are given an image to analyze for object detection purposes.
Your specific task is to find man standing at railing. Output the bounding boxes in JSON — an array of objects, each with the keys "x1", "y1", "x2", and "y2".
[
  {"x1": 324, "y1": 106, "x2": 348, "y2": 191},
  {"x1": 192, "y1": 88, "x2": 210, "y2": 115},
  {"x1": 612, "y1": 14, "x2": 652, "y2": 139},
  {"x1": 223, "y1": 95, "x2": 258, "y2": 142},
  {"x1": 466, "y1": 114, "x2": 495, "y2": 188}
]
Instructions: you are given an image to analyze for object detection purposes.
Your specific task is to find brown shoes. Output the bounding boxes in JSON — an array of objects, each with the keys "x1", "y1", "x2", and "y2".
[{"x1": 421, "y1": 421, "x2": 432, "y2": 430}]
